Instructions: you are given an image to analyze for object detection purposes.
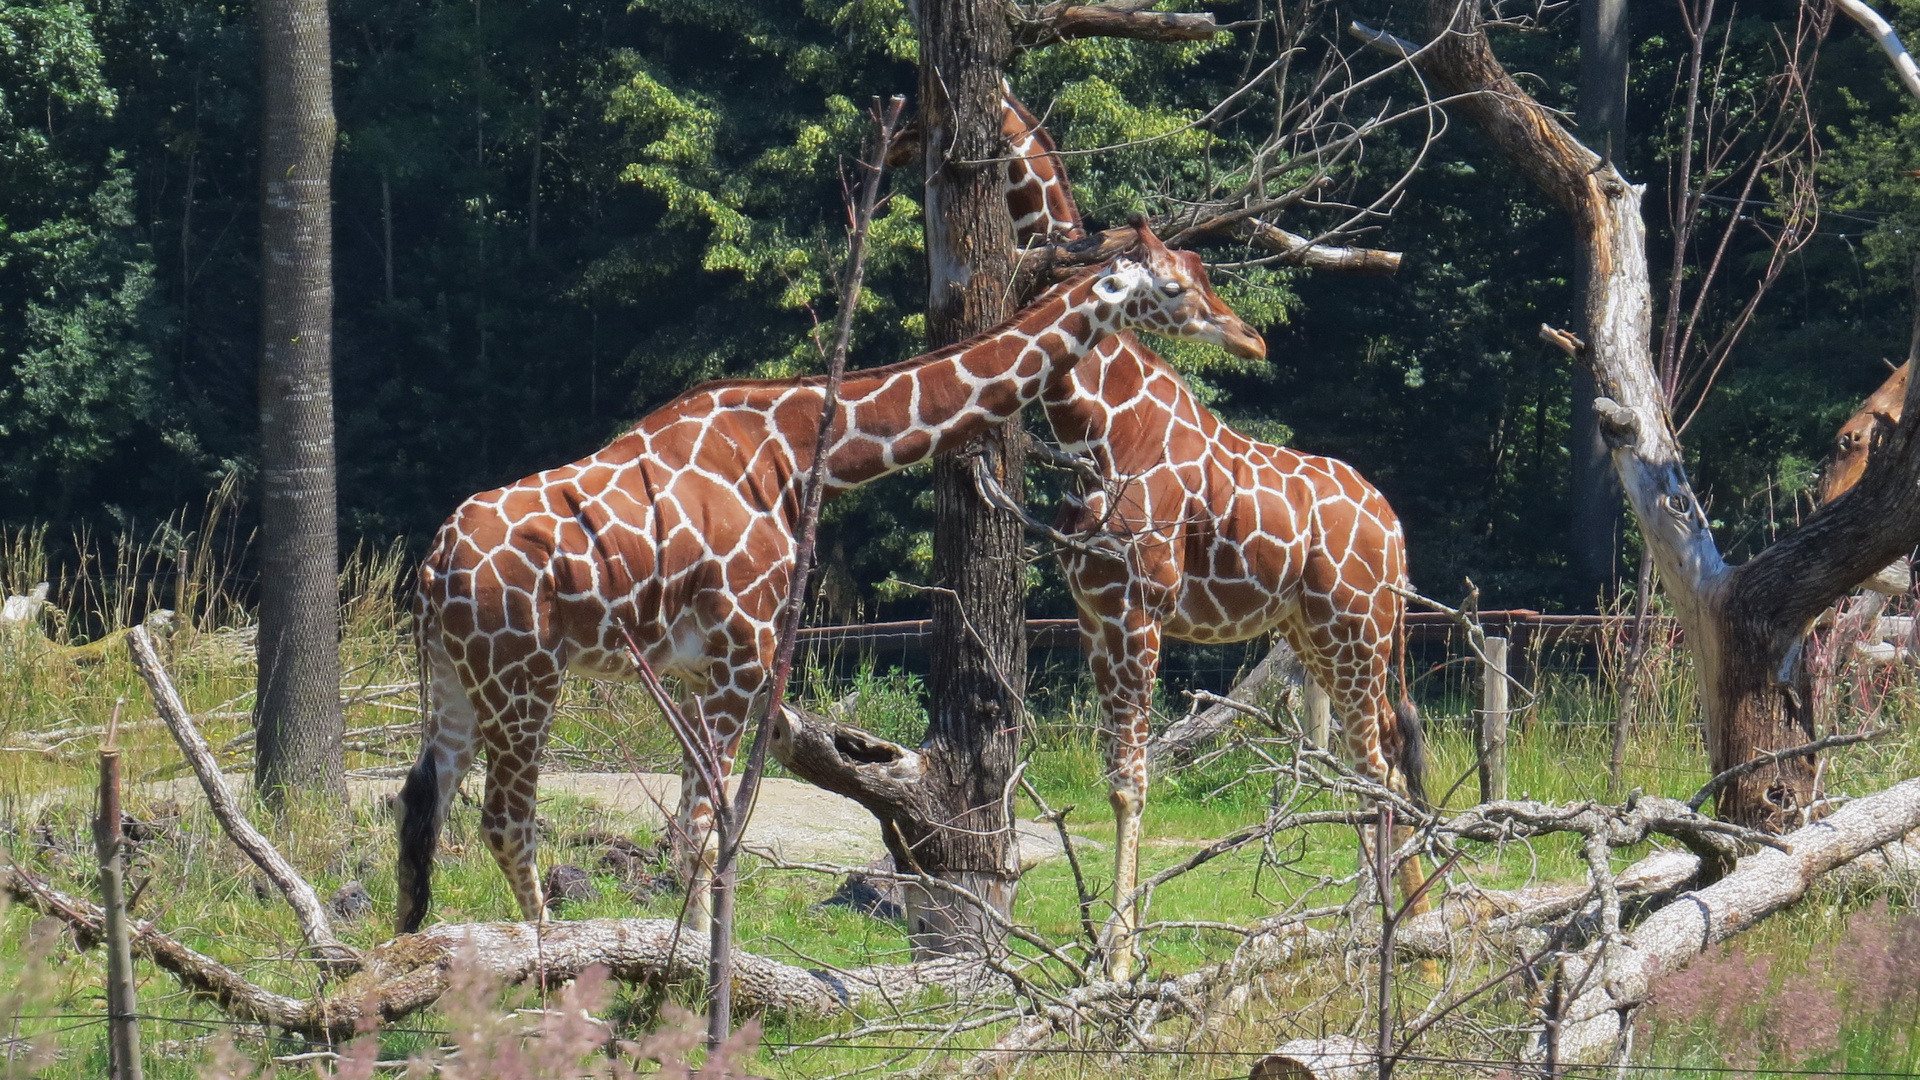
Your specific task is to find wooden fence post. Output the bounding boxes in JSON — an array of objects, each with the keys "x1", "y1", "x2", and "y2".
[
  {"x1": 1478, "y1": 636, "x2": 1509, "y2": 804},
  {"x1": 96, "y1": 703, "x2": 144, "y2": 1080},
  {"x1": 1305, "y1": 679, "x2": 1332, "y2": 748}
]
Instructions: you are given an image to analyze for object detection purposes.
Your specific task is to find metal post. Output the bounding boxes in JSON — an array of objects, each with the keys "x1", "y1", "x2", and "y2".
[
  {"x1": 1305, "y1": 679, "x2": 1332, "y2": 748},
  {"x1": 96, "y1": 704, "x2": 143, "y2": 1080},
  {"x1": 1478, "y1": 636, "x2": 1509, "y2": 804}
]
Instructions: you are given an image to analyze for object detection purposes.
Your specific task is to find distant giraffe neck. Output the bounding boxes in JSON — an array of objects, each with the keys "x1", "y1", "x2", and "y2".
[
  {"x1": 674, "y1": 269, "x2": 1128, "y2": 494},
  {"x1": 1003, "y1": 94, "x2": 1085, "y2": 245},
  {"x1": 999, "y1": 98, "x2": 1214, "y2": 477}
]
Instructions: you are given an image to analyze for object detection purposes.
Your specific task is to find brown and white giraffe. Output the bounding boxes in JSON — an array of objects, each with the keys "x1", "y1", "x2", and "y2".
[
  {"x1": 992, "y1": 95, "x2": 1430, "y2": 977},
  {"x1": 393, "y1": 224, "x2": 1266, "y2": 934}
]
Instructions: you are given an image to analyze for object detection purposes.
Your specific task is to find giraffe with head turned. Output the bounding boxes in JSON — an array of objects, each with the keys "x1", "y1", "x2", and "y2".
[
  {"x1": 988, "y1": 94, "x2": 1431, "y2": 977},
  {"x1": 393, "y1": 222, "x2": 1265, "y2": 935}
]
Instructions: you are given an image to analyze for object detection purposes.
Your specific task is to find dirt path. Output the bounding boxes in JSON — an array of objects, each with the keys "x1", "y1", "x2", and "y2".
[{"x1": 122, "y1": 771, "x2": 1093, "y2": 869}]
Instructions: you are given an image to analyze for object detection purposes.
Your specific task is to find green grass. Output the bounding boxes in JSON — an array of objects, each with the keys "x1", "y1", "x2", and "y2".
[{"x1": 7, "y1": 523, "x2": 1920, "y2": 1075}]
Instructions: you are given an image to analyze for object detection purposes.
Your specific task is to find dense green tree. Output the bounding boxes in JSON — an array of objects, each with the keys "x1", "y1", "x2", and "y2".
[
  {"x1": 0, "y1": 1, "x2": 160, "y2": 520},
  {"x1": 5, "y1": 0, "x2": 1920, "y2": 622}
]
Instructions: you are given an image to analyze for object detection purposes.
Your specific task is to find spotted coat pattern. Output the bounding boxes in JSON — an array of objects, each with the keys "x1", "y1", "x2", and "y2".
[
  {"x1": 393, "y1": 227, "x2": 1265, "y2": 934},
  {"x1": 998, "y1": 96, "x2": 1425, "y2": 974}
]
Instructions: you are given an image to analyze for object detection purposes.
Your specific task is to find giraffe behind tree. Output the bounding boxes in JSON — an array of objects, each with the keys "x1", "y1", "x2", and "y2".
[
  {"x1": 394, "y1": 223, "x2": 1264, "y2": 934},
  {"x1": 990, "y1": 93, "x2": 1431, "y2": 978}
]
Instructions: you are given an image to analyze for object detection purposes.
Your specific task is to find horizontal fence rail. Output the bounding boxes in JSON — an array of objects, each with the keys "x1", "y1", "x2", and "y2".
[{"x1": 795, "y1": 611, "x2": 1676, "y2": 653}]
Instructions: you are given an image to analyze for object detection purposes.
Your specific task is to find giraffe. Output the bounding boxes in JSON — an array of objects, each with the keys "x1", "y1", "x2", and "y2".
[
  {"x1": 989, "y1": 94, "x2": 1431, "y2": 978},
  {"x1": 393, "y1": 224, "x2": 1266, "y2": 935},
  {"x1": 1823, "y1": 360, "x2": 1908, "y2": 503}
]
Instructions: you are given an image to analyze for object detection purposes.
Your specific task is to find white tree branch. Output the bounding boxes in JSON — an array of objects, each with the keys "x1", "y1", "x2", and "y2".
[{"x1": 1835, "y1": 0, "x2": 1920, "y2": 102}]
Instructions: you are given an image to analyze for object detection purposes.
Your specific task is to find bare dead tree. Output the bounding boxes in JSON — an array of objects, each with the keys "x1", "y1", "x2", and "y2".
[{"x1": 1347, "y1": 0, "x2": 1920, "y2": 831}]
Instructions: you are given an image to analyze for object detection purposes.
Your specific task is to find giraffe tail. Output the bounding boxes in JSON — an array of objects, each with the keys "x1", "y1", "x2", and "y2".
[
  {"x1": 396, "y1": 550, "x2": 445, "y2": 934},
  {"x1": 1392, "y1": 594, "x2": 1430, "y2": 812}
]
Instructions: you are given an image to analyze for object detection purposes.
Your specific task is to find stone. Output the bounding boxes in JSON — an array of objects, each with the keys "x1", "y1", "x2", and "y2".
[
  {"x1": 328, "y1": 880, "x2": 374, "y2": 920},
  {"x1": 817, "y1": 856, "x2": 904, "y2": 921},
  {"x1": 544, "y1": 863, "x2": 600, "y2": 907}
]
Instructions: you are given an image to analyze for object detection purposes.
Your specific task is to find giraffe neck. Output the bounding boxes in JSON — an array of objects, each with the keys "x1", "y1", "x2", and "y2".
[
  {"x1": 1041, "y1": 332, "x2": 1221, "y2": 476},
  {"x1": 811, "y1": 270, "x2": 1123, "y2": 488},
  {"x1": 1003, "y1": 95, "x2": 1085, "y2": 246}
]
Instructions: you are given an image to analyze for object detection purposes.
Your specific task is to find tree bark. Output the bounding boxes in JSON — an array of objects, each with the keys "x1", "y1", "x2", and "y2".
[
  {"x1": 1356, "y1": 1, "x2": 1920, "y2": 831},
  {"x1": 256, "y1": 0, "x2": 344, "y2": 806},
  {"x1": 913, "y1": 0, "x2": 1023, "y2": 955},
  {"x1": 1567, "y1": 0, "x2": 1630, "y2": 596}
]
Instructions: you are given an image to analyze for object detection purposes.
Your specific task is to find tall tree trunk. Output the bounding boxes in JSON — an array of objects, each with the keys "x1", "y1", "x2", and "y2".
[
  {"x1": 256, "y1": 0, "x2": 344, "y2": 807},
  {"x1": 1567, "y1": 0, "x2": 1630, "y2": 597},
  {"x1": 911, "y1": 0, "x2": 1021, "y2": 954},
  {"x1": 1360, "y1": 0, "x2": 1920, "y2": 832}
]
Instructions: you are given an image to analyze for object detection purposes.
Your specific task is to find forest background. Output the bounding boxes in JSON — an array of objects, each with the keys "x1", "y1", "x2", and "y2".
[{"x1": 6, "y1": 0, "x2": 1919, "y2": 616}]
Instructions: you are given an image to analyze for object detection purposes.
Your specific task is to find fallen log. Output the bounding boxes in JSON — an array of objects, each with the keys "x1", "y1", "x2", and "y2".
[
  {"x1": 0, "y1": 863, "x2": 999, "y2": 1040},
  {"x1": 1544, "y1": 776, "x2": 1920, "y2": 1064}
]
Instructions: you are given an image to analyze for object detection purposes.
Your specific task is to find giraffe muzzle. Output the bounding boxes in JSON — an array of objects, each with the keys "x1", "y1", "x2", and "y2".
[{"x1": 1220, "y1": 321, "x2": 1266, "y2": 361}]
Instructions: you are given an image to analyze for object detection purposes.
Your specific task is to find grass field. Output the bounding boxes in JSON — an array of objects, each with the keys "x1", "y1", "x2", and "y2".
[{"x1": 4, "y1": 521, "x2": 1920, "y2": 1077}]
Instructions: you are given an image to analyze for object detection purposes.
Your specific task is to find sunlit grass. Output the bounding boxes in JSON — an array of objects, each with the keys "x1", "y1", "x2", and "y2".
[{"x1": 6, "y1": 519, "x2": 1920, "y2": 1076}]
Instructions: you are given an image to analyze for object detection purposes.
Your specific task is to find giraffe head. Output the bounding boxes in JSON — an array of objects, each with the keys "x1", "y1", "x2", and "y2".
[{"x1": 1094, "y1": 219, "x2": 1266, "y2": 361}]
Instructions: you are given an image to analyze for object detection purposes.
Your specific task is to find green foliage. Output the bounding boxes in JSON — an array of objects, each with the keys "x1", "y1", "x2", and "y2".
[
  {"x1": 3, "y1": 0, "x2": 1920, "y2": 616},
  {"x1": 0, "y1": 1, "x2": 160, "y2": 517}
]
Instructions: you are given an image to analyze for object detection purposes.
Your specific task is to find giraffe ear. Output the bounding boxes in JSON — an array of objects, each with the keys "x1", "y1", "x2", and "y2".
[{"x1": 1094, "y1": 260, "x2": 1143, "y2": 304}]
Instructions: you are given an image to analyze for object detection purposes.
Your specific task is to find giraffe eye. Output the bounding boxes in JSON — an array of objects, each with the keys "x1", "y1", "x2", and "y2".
[{"x1": 1161, "y1": 281, "x2": 1184, "y2": 297}]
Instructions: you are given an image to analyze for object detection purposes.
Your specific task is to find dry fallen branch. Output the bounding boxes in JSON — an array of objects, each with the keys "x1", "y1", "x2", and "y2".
[
  {"x1": 1546, "y1": 775, "x2": 1920, "y2": 1064},
  {"x1": 126, "y1": 624, "x2": 355, "y2": 969},
  {"x1": 0, "y1": 862, "x2": 999, "y2": 1039}
]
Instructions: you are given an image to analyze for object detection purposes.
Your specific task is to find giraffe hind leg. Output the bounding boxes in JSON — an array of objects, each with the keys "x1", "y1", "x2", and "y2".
[{"x1": 395, "y1": 631, "x2": 479, "y2": 934}]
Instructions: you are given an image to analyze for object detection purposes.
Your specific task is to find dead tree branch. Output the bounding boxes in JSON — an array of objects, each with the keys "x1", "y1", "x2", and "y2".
[
  {"x1": 1545, "y1": 775, "x2": 1920, "y2": 1064},
  {"x1": 126, "y1": 624, "x2": 355, "y2": 970},
  {"x1": 1688, "y1": 728, "x2": 1890, "y2": 813},
  {"x1": 1146, "y1": 636, "x2": 1306, "y2": 773},
  {"x1": 0, "y1": 862, "x2": 998, "y2": 1040},
  {"x1": 1011, "y1": 0, "x2": 1227, "y2": 46}
]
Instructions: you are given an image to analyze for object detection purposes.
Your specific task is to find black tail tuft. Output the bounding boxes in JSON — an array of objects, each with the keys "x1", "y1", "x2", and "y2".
[
  {"x1": 1394, "y1": 697, "x2": 1429, "y2": 811},
  {"x1": 395, "y1": 756, "x2": 439, "y2": 934}
]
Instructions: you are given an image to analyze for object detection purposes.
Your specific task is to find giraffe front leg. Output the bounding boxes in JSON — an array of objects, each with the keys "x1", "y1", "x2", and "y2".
[
  {"x1": 673, "y1": 769, "x2": 716, "y2": 932},
  {"x1": 1087, "y1": 608, "x2": 1161, "y2": 981},
  {"x1": 671, "y1": 664, "x2": 761, "y2": 932}
]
